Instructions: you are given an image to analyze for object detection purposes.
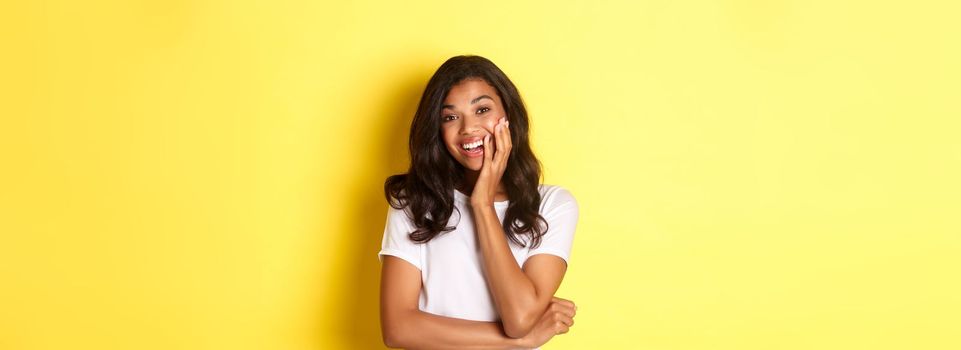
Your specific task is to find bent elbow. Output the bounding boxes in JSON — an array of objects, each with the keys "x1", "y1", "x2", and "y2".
[
  {"x1": 382, "y1": 327, "x2": 407, "y2": 349},
  {"x1": 503, "y1": 314, "x2": 537, "y2": 339},
  {"x1": 381, "y1": 314, "x2": 410, "y2": 348},
  {"x1": 504, "y1": 323, "x2": 534, "y2": 339},
  {"x1": 382, "y1": 336, "x2": 401, "y2": 349}
]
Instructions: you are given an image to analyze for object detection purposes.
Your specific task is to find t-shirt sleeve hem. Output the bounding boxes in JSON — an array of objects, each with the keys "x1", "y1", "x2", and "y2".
[
  {"x1": 526, "y1": 249, "x2": 570, "y2": 265},
  {"x1": 378, "y1": 249, "x2": 423, "y2": 270}
]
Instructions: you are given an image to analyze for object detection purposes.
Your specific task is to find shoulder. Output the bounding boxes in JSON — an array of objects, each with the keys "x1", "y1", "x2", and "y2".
[
  {"x1": 386, "y1": 202, "x2": 415, "y2": 227},
  {"x1": 537, "y1": 184, "x2": 578, "y2": 211}
]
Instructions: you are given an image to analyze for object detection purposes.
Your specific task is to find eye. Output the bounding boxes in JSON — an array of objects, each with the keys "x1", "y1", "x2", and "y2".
[
  {"x1": 443, "y1": 114, "x2": 458, "y2": 122},
  {"x1": 476, "y1": 107, "x2": 490, "y2": 114}
]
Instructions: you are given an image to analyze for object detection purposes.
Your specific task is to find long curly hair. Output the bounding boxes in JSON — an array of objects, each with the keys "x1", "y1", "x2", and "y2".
[{"x1": 384, "y1": 55, "x2": 548, "y2": 248}]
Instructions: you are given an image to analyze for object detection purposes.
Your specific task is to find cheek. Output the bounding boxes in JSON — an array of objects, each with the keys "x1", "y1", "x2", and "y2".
[
  {"x1": 480, "y1": 118, "x2": 499, "y2": 133},
  {"x1": 440, "y1": 127, "x2": 458, "y2": 148}
]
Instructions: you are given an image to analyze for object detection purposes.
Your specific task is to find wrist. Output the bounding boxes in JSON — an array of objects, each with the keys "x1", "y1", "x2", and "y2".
[
  {"x1": 511, "y1": 335, "x2": 533, "y2": 349},
  {"x1": 470, "y1": 200, "x2": 495, "y2": 212}
]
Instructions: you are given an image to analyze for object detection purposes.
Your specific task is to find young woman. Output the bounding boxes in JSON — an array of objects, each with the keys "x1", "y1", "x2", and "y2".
[{"x1": 378, "y1": 55, "x2": 579, "y2": 349}]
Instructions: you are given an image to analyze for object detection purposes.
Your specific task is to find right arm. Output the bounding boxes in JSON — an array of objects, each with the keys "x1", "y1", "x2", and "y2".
[
  {"x1": 380, "y1": 256, "x2": 576, "y2": 349},
  {"x1": 380, "y1": 255, "x2": 528, "y2": 349}
]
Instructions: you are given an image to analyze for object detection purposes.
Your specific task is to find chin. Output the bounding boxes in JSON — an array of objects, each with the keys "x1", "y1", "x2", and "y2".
[{"x1": 457, "y1": 159, "x2": 481, "y2": 172}]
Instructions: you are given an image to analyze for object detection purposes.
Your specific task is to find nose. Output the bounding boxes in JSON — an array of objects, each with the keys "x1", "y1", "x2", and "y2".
[{"x1": 458, "y1": 114, "x2": 484, "y2": 135}]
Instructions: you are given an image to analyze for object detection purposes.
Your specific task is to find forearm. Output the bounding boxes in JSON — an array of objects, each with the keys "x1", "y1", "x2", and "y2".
[
  {"x1": 471, "y1": 204, "x2": 542, "y2": 337},
  {"x1": 386, "y1": 308, "x2": 528, "y2": 350}
]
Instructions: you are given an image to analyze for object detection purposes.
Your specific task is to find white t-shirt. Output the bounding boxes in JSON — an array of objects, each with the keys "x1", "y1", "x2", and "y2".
[{"x1": 378, "y1": 184, "x2": 578, "y2": 326}]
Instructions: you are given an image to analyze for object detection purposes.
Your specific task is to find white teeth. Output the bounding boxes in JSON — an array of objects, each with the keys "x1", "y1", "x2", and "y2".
[{"x1": 461, "y1": 139, "x2": 483, "y2": 150}]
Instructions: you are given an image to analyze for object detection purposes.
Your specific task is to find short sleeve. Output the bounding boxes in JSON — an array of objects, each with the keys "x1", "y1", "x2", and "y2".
[
  {"x1": 527, "y1": 186, "x2": 579, "y2": 264},
  {"x1": 377, "y1": 205, "x2": 424, "y2": 270}
]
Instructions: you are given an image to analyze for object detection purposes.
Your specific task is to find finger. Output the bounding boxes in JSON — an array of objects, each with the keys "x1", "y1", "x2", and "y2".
[
  {"x1": 551, "y1": 301, "x2": 576, "y2": 318},
  {"x1": 482, "y1": 134, "x2": 492, "y2": 168},
  {"x1": 503, "y1": 119, "x2": 512, "y2": 154},
  {"x1": 496, "y1": 120, "x2": 509, "y2": 164},
  {"x1": 555, "y1": 313, "x2": 574, "y2": 327},
  {"x1": 552, "y1": 297, "x2": 576, "y2": 309}
]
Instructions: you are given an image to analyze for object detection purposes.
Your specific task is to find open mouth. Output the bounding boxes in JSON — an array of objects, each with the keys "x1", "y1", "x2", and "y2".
[{"x1": 460, "y1": 139, "x2": 485, "y2": 157}]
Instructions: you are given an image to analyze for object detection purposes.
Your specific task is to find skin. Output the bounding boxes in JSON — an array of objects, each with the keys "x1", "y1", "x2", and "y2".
[
  {"x1": 380, "y1": 256, "x2": 575, "y2": 349},
  {"x1": 439, "y1": 78, "x2": 509, "y2": 198},
  {"x1": 380, "y1": 79, "x2": 577, "y2": 349}
]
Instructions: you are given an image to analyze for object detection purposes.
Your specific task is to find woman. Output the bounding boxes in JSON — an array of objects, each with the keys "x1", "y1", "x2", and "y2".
[{"x1": 378, "y1": 55, "x2": 579, "y2": 349}]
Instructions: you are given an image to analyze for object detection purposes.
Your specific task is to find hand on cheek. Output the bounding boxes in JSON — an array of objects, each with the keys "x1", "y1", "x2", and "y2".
[{"x1": 471, "y1": 117, "x2": 512, "y2": 206}]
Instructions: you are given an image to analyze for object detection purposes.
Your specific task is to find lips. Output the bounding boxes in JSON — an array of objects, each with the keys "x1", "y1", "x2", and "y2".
[
  {"x1": 459, "y1": 136, "x2": 483, "y2": 147},
  {"x1": 458, "y1": 136, "x2": 486, "y2": 158},
  {"x1": 460, "y1": 143, "x2": 484, "y2": 158}
]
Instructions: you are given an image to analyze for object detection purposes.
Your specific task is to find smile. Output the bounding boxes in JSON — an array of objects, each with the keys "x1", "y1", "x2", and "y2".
[{"x1": 458, "y1": 139, "x2": 485, "y2": 158}]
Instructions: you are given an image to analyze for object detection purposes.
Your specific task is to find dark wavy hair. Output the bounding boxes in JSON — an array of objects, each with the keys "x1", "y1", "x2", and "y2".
[{"x1": 384, "y1": 55, "x2": 548, "y2": 248}]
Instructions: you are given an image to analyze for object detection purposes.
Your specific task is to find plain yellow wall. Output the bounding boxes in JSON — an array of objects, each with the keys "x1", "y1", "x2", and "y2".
[{"x1": 2, "y1": 0, "x2": 959, "y2": 349}]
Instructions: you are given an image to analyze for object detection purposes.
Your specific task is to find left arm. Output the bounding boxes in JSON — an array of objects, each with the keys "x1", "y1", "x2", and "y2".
[
  {"x1": 470, "y1": 117, "x2": 570, "y2": 339},
  {"x1": 472, "y1": 204, "x2": 568, "y2": 339}
]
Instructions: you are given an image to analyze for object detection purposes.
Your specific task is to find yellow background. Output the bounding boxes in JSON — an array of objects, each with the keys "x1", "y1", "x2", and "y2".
[{"x1": 2, "y1": 0, "x2": 959, "y2": 349}]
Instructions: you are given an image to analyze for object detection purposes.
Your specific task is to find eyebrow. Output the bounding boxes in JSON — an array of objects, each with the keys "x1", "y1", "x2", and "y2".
[{"x1": 442, "y1": 95, "x2": 493, "y2": 110}]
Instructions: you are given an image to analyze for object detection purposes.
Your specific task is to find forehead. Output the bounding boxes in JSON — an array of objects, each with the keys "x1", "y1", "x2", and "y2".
[{"x1": 443, "y1": 79, "x2": 500, "y2": 105}]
